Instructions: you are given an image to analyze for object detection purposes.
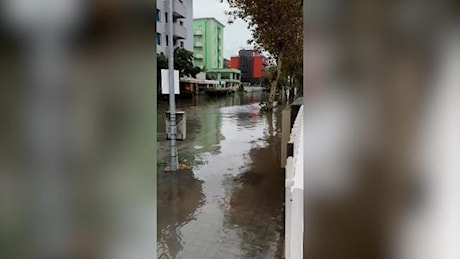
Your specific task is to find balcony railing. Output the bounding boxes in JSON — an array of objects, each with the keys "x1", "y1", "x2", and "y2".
[
  {"x1": 164, "y1": 0, "x2": 186, "y2": 18},
  {"x1": 173, "y1": 24, "x2": 187, "y2": 39}
]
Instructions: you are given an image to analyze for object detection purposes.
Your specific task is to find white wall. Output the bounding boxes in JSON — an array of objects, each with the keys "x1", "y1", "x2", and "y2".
[
  {"x1": 182, "y1": 0, "x2": 193, "y2": 52},
  {"x1": 156, "y1": 0, "x2": 193, "y2": 54}
]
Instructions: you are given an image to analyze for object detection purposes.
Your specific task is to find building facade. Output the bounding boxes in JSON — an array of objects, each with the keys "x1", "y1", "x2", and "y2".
[
  {"x1": 206, "y1": 68, "x2": 242, "y2": 88},
  {"x1": 230, "y1": 49, "x2": 268, "y2": 85},
  {"x1": 193, "y1": 17, "x2": 225, "y2": 71},
  {"x1": 156, "y1": 0, "x2": 193, "y2": 54}
]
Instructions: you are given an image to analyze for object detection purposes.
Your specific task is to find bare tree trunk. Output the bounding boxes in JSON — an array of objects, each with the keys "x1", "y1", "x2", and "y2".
[{"x1": 268, "y1": 52, "x2": 283, "y2": 109}]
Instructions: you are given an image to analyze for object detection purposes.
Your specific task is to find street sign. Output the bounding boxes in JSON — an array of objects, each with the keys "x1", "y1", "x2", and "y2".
[{"x1": 161, "y1": 69, "x2": 180, "y2": 94}]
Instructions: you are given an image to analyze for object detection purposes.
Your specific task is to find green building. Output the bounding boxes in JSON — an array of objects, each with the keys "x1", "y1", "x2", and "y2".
[{"x1": 193, "y1": 17, "x2": 224, "y2": 71}]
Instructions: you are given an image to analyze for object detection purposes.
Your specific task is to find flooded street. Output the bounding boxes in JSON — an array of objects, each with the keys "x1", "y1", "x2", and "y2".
[{"x1": 157, "y1": 92, "x2": 285, "y2": 258}]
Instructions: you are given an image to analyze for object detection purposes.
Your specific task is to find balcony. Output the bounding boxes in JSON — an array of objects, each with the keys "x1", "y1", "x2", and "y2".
[
  {"x1": 195, "y1": 53, "x2": 203, "y2": 59},
  {"x1": 195, "y1": 41, "x2": 203, "y2": 47},
  {"x1": 173, "y1": 24, "x2": 187, "y2": 39},
  {"x1": 164, "y1": 0, "x2": 186, "y2": 18},
  {"x1": 194, "y1": 29, "x2": 203, "y2": 36}
]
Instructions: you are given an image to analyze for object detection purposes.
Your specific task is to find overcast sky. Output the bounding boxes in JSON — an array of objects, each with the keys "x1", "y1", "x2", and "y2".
[{"x1": 193, "y1": 0, "x2": 252, "y2": 59}]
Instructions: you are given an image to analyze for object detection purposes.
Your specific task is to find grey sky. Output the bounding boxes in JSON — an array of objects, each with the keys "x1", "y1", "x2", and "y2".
[{"x1": 193, "y1": 0, "x2": 252, "y2": 59}]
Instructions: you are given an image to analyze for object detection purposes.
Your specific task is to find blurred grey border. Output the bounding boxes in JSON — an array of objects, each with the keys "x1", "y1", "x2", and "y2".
[
  {"x1": 303, "y1": 0, "x2": 460, "y2": 258},
  {"x1": 0, "y1": 0, "x2": 157, "y2": 258}
]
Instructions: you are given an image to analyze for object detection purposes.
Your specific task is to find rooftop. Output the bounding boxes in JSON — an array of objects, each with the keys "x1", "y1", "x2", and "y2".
[
  {"x1": 193, "y1": 17, "x2": 226, "y2": 28},
  {"x1": 207, "y1": 68, "x2": 241, "y2": 74},
  {"x1": 180, "y1": 77, "x2": 220, "y2": 85}
]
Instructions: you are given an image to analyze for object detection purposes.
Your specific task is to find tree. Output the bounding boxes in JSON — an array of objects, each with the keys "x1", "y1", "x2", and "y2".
[
  {"x1": 281, "y1": 46, "x2": 303, "y2": 90},
  {"x1": 261, "y1": 65, "x2": 277, "y2": 87},
  {"x1": 173, "y1": 48, "x2": 201, "y2": 78},
  {"x1": 157, "y1": 48, "x2": 201, "y2": 83},
  {"x1": 223, "y1": 0, "x2": 303, "y2": 108}
]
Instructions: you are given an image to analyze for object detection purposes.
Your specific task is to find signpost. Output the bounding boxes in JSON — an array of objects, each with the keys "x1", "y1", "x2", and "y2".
[{"x1": 161, "y1": 69, "x2": 180, "y2": 94}]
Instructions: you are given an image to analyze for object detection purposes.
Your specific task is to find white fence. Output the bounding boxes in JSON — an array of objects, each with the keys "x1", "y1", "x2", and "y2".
[{"x1": 285, "y1": 105, "x2": 304, "y2": 259}]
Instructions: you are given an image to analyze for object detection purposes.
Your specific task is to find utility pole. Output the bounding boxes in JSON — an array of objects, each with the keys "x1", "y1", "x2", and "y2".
[{"x1": 168, "y1": 0, "x2": 178, "y2": 171}]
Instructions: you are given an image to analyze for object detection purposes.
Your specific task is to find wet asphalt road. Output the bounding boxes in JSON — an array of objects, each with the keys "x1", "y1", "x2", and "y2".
[{"x1": 157, "y1": 92, "x2": 285, "y2": 258}]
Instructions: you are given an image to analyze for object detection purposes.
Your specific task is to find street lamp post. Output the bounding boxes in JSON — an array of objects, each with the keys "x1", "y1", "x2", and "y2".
[{"x1": 168, "y1": 0, "x2": 178, "y2": 171}]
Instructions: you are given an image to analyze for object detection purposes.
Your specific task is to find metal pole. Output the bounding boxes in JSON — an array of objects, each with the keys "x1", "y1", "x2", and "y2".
[{"x1": 168, "y1": 0, "x2": 178, "y2": 171}]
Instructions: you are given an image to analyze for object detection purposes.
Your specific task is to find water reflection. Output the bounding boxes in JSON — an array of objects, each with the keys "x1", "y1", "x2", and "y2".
[
  {"x1": 157, "y1": 169, "x2": 205, "y2": 259},
  {"x1": 221, "y1": 109, "x2": 285, "y2": 258},
  {"x1": 157, "y1": 92, "x2": 284, "y2": 258}
]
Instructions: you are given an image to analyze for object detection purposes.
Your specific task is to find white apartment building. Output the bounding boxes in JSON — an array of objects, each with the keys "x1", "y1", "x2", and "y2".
[{"x1": 156, "y1": 0, "x2": 193, "y2": 54}]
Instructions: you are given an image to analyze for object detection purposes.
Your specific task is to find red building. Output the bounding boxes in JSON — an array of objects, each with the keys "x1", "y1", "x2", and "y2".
[
  {"x1": 230, "y1": 50, "x2": 268, "y2": 85},
  {"x1": 252, "y1": 56, "x2": 265, "y2": 78},
  {"x1": 230, "y1": 56, "x2": 239, "y2": 69}
]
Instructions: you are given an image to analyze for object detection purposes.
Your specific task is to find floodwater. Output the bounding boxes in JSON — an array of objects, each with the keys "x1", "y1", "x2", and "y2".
[{"x1": 157, "y1": 92, "x2": 285, "y2": 259}]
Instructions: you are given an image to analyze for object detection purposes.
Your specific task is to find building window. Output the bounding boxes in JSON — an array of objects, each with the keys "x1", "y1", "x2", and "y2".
[
  {"x1": 221, "y1": 73, "x2": 231, "y2": 80},
  {"x1": 165, "y1": 12, "x2": 168, "y2": 23},
  {"x1": 156, "y1": 9, "x2": 160, "y2": 22},
  {"x1": 173, "y1": 38, "x2": 177, "y2": 46},
  {"x1": 180, "y1": 41, "x2": 184, "y2": 48},
  {"x1": 157, "y1": 33, "x2": 161, "y2": 45},
  {"x1": 179, "y1": 21, "x2": 184, "y2": 26},
  {"x1": 165, "y1": 35, "x2": 169, "y2": 46}
]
